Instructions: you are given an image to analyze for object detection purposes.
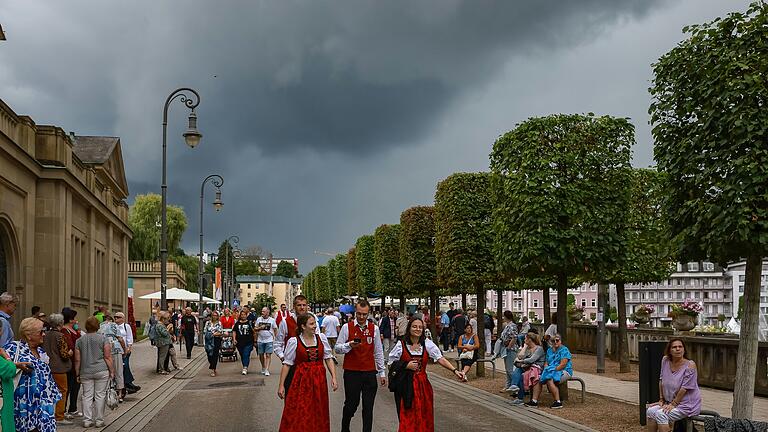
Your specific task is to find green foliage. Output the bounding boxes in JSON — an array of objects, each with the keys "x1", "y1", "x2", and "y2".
[
  {"x1": 567, "y1": 294, "x2": 576, "y2": 307},
  {"x1": 489, "y1": 114, "x2": 633, "y2": 278},
  {"x1": 356, "y1": 235, "x2": 376, "y2": 296},
  {"x1": 334, "y1": 254, "x2": 348, "y2": 299},
  {"x1": 434, "y1": 173, "x2": 497, "y2": 292},
  {"x1": 217, "y1": 240, "x2": 237, "y2": 284},
  {"x1": 303, "y1": 271, "x2": 315, "y2": 303},
  {"x1": 327, "y1": 257, "x2": 339, "y2": 301},
  {"x1": 347, "y1": 248, "x2": 358, "y2": 296},
  {"x1": 128, "y1": 193, "x2": 188, "y2": 260},
  {"x1": 399, "y1": 206, "x2": 437, "y2": 296},
  {"x1": 374, "y1": 224, "x2": 403, "y2": 299},
  {"x1": 650, "y1": 1, "x2": 768, "y2": 264},
  {"x1": 236, "y1": 258, "x2": 264, "y2": 276},
  {"x1": 275, "y1": 261, "x2": 298, "y2": 278},
  {"x1": 315, "y1": 265, "x2": 329, "y2": 303},
  {"x1": 609, "y1": 306, "x2": 618, "y2": 322},
  {"x1": 169, "y1": 254, "x2": 199, "y2": 293},
  {"x1": 738, "y1": 295, "x2": 744, "y2": 320},
  {"x1": 249, "y1": 293, "x2": 277, "y2": 313}
]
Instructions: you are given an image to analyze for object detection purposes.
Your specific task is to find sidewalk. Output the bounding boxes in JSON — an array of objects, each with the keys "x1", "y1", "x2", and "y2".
[
  {"x1": 487, "y1": 355, "x2": 768, "y2": 421},
  {"x1": 60, "y1": 338, "x2": 207, "y2": 431}
]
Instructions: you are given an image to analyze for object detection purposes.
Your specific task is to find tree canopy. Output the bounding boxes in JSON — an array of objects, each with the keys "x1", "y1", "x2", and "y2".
[
  {"x1": 490, "y1": 114, "x2": 633, "y2": 343},
  {"x1": 275, "y1": 260, "x2": 298, "y2": 278},
  {"x1": 399, "y1": 207, "x2": 437, "y2": 297},
  {"x1": 346, "y1": 247, "x2": 358, "y2": 296},
  {"x1": 334, "y1": 253, "x2": 348, "y2": 299},
  {"x1": 355, "y1": 235, "x2": 376, "y2": 297},
  {"x1": 649, "y1": 2, "x2": 768, "y2": 417},
  {"x1": 374, "y1": 224, "x2": 404, "y2": 304},
  {"x1": 128, "y1": 193, "x2": 188, "y2": 261}
]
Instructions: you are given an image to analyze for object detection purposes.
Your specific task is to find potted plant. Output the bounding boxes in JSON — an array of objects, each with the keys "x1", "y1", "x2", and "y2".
[
  {"x1": 633, "y1": 304, "x2": 655, "y2": 325},
  {"x1": 668, "y1": 300, "x2": 703, "y2": 331},
  {"x1": 567, "y1": 304, "x2": 585, "y2": 322}
]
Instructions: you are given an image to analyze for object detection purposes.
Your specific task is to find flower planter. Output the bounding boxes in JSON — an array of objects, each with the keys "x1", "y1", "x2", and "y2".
[
  {"x1": 633, "y1": 313, "x2": 651, "y2": 325},
  {"x1": 672, "y1": 314, "x2": 696, "y2": 331},
  {"x1": 568, "y1": 312, "x2": 584, "y2": 322}
]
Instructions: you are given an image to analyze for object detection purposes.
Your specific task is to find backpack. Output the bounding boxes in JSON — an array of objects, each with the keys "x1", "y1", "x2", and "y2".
[
  {"x1": 148, "y1": 322, "x2": 158, "y2": 342},
  {"x1": 484, "y1": 314, "x2": 494, "y2": 331}
]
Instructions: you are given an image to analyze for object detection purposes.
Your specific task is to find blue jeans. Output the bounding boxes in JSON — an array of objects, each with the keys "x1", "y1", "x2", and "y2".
[
  {"x1": 238, "y1": 343, "x2": 253, "y2": 368},
  {"x1": 510, "y1": 367, "x2": 525, "y2": 399}
]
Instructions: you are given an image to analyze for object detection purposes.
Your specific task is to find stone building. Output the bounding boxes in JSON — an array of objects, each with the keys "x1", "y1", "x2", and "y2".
[
  {"x1": 236, "y1": 275, "x2": 302, "y2": 309},
  {"x1": 0, "y1": 98, "x2": 132, "y2": 329},
  {"x1": 128, "y1": 260, "x2": 187, "y2": 326}
]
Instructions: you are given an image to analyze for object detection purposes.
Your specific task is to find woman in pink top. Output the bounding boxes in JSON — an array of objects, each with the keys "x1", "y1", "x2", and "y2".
[{"x1": 646, "y1": 338, "x2": 701, "y2": 432}]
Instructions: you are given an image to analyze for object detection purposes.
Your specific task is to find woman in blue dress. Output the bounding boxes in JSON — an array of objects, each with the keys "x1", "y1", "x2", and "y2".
[{"x1": 4, "y1": 317, "x2": 62, "y2": 432}]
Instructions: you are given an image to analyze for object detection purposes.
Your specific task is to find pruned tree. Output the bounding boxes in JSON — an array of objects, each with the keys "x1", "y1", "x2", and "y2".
[
  {"x1": 649, "y1": 2, "x2": 768, "y2": 417},
  {"x1": 347, "y1": 247, "x2": 358, "y2": 296},
  {"x1": 315, "y1": 265, "x2": 329, "y2": 304},
  {"x1": 355, "y1": 235, "x2": 376, "y2": 298},
  {"x1": 490, "y1": 114, "x2": 633, "y2": 345},
  {"x1": 275, "y1": 261, "x2": 298, "y2": 278},
  {"x1": 374, "y1": 224, "x2": 405, "y2": 309},
  {"x1": 435, "y1": 172, "x2": 497, "y2": 375},
  {"x1": 303, "y1": 270, "x2": 315, "y2": 303},
  {"x1": 128, "y1": 193, "x2": 188, "y2": 261},
  {"x1": 593, "y1": 168, "x2": 676, "y2": 373},
  {"x1": 399, "y1": 207, "x2": 438, "y2": 338},
  {"x1": 334, "y1": 253, "x2": 348, "y2": 300}
]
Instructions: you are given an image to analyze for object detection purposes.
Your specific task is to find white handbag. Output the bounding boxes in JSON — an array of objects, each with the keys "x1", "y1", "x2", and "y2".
[
  {"x1": 106, "y1": 379, "x2": 119, "y2": 410},
  {"x1": 459, "y1": 349, "x2": 474, "y2": 360}
]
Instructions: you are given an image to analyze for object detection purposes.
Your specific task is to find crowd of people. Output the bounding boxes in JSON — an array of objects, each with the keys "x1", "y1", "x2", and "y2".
[{"x1": 0, "y1": 289, "x2": 703, "y2": 432}]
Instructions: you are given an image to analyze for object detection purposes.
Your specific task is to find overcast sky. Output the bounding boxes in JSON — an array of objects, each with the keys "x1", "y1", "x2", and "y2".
[{"x1": 0, "y1": 1, "x2": 751, "y2": 272}]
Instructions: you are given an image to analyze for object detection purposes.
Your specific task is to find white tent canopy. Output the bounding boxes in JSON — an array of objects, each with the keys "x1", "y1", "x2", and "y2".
[{"x1": 139, "y1": 287, "x2": 219, "y2": 304}]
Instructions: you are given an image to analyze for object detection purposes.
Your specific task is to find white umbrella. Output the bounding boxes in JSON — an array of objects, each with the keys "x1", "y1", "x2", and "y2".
[{"x1": 139, "y1": 287, "x2": 195, "y2": 300}]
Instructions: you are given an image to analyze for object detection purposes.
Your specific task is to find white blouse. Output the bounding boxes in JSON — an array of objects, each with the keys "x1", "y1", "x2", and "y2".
[
  {"x1": 387, "y1": 338, "x2": 443, "y2": 365},
  {"x1": 282, "y1": 333, "x2": 334, "y2": 366}
]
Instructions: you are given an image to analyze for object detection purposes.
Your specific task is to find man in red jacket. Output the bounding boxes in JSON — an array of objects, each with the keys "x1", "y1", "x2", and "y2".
[{"x1": 334, "y1": 299, "x2": 386, "y2": 432}]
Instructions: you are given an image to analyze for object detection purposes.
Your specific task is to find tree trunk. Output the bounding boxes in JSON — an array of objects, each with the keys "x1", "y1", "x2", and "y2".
[
  {"x1": 557, "y1": 273, "x2": 568, "y2": 344},
  {"x1": 732, "y1": 254, "x2": 762, "y2": 419},
  {"x1": 461, "y1": 292, "x2": 467, "y2": 310},
  {"x1": 596, "y1": 283, "x2": 608, "y2": 374},
  {"x1": 429, "y1": 287, "x2": 438, "y2": 339},
  {"x1": 496, "y1": 288, "x2": 503, "y2": 341},
  {"x1": 475, "y1": 283, "x2": 486, "y2": 378},
  {"x1": 399, "y1": 294, "x2": 406, "y2": 312},
  {"x1": 543, "y1": 287, "x2": 551, "y2": 326},
  {"x1": 556, "y1": 273, "x2": 569, "y2": 401},
  {"x1": 616, "y1": 281, "x2": 630, "y2": 373}
]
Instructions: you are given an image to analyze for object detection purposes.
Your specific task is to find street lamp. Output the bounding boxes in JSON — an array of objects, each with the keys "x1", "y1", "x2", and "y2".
[
  {"x1": 199, "y1": 174, "x2": 224, "y2": 311},
  {"x1": 223, "y1": 235, "x2": 239, "y2": 307},
  {"x1": 160, "y1": 87, "x2": 202, "y2": 311}
]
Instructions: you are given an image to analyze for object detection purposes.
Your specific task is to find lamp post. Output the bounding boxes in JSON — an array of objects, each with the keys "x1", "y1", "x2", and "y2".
[
  {"x1": 199, "y1": 175, "x2": 224, "y2": 310},
  {"x1": 160, "y1": 88, "x2": 202, "y2": 311},
  {"x1": 224, "y1": 235, "x2": 239, "y2": 307}
]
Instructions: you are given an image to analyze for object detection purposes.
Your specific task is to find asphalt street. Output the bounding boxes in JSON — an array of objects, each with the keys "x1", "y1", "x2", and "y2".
[{"x1": 141, "y1": 349, "x2": 522, "y2": 431}]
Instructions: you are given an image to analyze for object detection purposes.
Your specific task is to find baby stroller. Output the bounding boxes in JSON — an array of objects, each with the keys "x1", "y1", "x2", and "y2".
[{"x1": 219, "y1": 329, "x2": 238, "y2": 362}]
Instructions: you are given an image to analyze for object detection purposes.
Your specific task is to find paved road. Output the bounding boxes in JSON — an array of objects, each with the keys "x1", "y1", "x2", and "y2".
[{"x1": 141, "y1": 350, "x2": 526, "y2": 431}]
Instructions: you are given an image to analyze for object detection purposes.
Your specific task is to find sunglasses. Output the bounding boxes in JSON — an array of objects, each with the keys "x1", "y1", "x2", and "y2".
[{"x1": 553, "y1": 338, "x2": 561, "y2": 342}]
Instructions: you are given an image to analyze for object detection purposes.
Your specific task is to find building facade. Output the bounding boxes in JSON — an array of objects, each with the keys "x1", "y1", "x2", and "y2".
[
  {"x1": 258, "y1": 257, "x2": 299, "y2": 275},
  {"x1": 623, "y1": 261, "x2": 732, "y2": 327},
  {"x1": 236, "y1": 275, "x2": 302, "y2": 308},
  {"x1": 725, "y1": 260, "x2": 768, "y2": 320},
  {"x1": 0, "y1": 98, "x2": 132, "y2": 329},
  {"x1": 128, "y1": 260, "x2": 187, "y2": 326}
]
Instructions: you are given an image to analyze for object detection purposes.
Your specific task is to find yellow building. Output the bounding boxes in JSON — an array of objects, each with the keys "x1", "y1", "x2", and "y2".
[
  {"x1": 237, "y1": 275, "x2": 302, "y2": 309},
  {"x1": 128, "y1": 260, "x2": 187, "y2": 326},
  {"x1": 0, "y1": 98, "x2": 132, "y2": 328}
]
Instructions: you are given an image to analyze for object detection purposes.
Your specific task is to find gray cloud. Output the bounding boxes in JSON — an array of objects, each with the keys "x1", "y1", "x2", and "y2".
[{"x1": 0, "y1": 0, "x2": 750, "y2": 271}]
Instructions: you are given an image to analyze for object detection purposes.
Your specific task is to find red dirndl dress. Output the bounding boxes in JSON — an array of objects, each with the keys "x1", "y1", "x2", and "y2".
[
  {"x1": 397, "y1": 343, "x2": 435, "y2": 432},
  {"x1": 279, "y1": 335, "x2": 330, "y2": 431}
]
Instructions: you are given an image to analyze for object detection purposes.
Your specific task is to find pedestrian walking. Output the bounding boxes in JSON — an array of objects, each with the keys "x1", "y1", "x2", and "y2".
[
  {"x1": 320, "y1": 308, "x2": 340, "y2": 347},
  {"x1": 388, "y1": 318, "x2": 464, "y2": 431},
  {"x1": 277, "y1": 313, "x2": 337, "y2": 431},
  {"x1": 115, "y1": 312, "x2": 140, "y2": 395},
  {"x1": 42, "y1": 313, "x2": 74, "y2": 426},
  {"x1": 450, "y1": 309, "x2": 466, "y2": 351},
  {"x1": 379, "y1": 309, "x2": 397, "y2": 355},
  {"x1": 155, "y1": 312, "x2": 173, "y2": 374},
  {"x1": 439, "y1": 311, "x2": 451, "y2": 351},
  {"x1": 180, "y1": 307, "x2": 198, "y2": 359},
  {"x1": 275, "y1": 304, "x2": 289, "y2": 327},
  {"x1": 74, "y1": 316, "x2": 114, "y2": 428},
  {"x1": 204, "y1": 310, "x2": 224, "y2": 376},
  {"x1": 274, "y1": 295, "x2": 318, "y2": 362},
  {"x1": 61, "y1": 307, "x2": 83, "y2": 419},
  {"x1": 221, "y1": 308, "x2": 235, "y2": 330},
  {"x1": 0, "y1": 292, "x2": 17, "y2": 347},
  {"x1": 255, "y1": 307, "x2": 277, "y2": 376},
  {"x1": 232, "y1": 309, "x2": 255, "y2": 375},
  {"x1": 498, "y1": 311, "x2": 519, "y2": 392},
  {"x1": 334, "y1": 299, "x2": 386, "y2": 432}
]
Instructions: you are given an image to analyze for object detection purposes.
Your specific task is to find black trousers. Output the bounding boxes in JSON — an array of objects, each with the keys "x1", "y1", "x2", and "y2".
[
  {"x1": 183, "y1": 331, "x2": 195, "y2": 357},
  {"x1": 341, "y1": 370, "x2": 378, "y2": 432},
  {"x1": 65, "y1": 369, "x2": 80, "y2": 413},
  {"x1": 207, "y1": 337, "x2": 222, "y2": 370}
]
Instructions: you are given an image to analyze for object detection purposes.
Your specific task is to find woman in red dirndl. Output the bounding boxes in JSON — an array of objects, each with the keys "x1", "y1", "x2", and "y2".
[
  {"x1": 388, "y1": 317, "x2": 466, "y2": 432},
  {"x1": 278, "y1": 313, "x2": 338, "y2": 432}
]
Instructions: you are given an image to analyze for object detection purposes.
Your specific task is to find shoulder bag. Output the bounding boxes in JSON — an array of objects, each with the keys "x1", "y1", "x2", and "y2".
[{"x1": 106, "y1": 379, "x2": 119, "y2": 409}]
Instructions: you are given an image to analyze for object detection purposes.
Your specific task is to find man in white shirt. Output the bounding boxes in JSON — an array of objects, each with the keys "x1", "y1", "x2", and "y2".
[
  {"x1": 320, "y1": 308, "x2": 341, "y2": 346},
  {"x1": 115, "y1": 312, "x2": 140, "y2": 393},
  {"x1": 274, "y1": 295, "x2": 319, "y2": 361},
  {"x1": 254, "y1": 307, "x2": 277, "y2": 376}
]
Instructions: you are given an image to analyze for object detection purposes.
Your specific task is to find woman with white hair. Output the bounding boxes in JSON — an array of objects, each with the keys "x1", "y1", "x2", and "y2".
[
  {"x1": 5, "y1": 317, "x2": 62, "y2": 432},
  {"x1": 42, "y1": 312, "x2": 74, "y2": 426}
]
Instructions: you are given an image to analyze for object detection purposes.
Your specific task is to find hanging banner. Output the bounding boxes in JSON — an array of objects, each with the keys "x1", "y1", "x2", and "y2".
[{"x1": 215, "y1": 267, "x2": 222, "y2": 300}]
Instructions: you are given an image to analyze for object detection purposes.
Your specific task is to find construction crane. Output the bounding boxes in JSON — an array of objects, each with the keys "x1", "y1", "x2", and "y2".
[{"x1": 313, "y1": 250, "x2": 339, "y2": 257}]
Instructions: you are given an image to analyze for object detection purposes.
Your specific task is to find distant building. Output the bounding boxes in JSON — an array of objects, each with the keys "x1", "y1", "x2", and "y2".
[
  {"x1": 725, "y1": 260, "x2": 768, "y2": 320},
  {"x1": 237, "y1": 275, "x2": 302, "y2": 308},
  {"x1": 623, "y1": 261, "x2": 732, "y2": 327},
  {"x1": 128, "y1": 261, "x2": 187, "y2": 325},
  {"x1": 0, "y1": 98, "x2": 132, "y2": 330},
  {"x1": 258, "y1": 257, "x2": 299, "y2": 275}
]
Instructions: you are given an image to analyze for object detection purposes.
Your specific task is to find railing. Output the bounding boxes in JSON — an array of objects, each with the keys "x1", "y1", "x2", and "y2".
[{"x1": 128, "y1": 260, "x2": 186, "y2": 279}]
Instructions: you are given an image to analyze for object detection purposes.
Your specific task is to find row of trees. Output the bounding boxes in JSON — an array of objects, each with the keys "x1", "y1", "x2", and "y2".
[{"x1": 303, "y1": 4, "x2": 768, "y2": 412}]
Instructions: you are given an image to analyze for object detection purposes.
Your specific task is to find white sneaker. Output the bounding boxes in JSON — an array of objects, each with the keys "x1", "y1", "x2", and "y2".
[
  {"x1": 95, "y1": 420, "x2": 105, "y2": 428},
  {"x1": 83, "y1": 421, "x2": 94, "y2": 428},
  {"x1": 242, "y1": 368, "x2": 247, "y2": 375},
  {"x1": 264, "y1": 370, "x2": 270, "y2": 376}
]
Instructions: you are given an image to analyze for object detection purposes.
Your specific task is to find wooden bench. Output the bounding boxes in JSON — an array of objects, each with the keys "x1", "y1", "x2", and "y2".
[{"x1": 453, "y1": 357, "x2": 497, "y2": 378}]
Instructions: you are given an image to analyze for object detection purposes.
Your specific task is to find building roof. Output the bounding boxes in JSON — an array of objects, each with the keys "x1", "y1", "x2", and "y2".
[
  {"x1": 72, "y1": 136, "x2": 119, "y2": 164},
  {"x1": 237, "y1": 275, "x2": 303, "y2": 284}
]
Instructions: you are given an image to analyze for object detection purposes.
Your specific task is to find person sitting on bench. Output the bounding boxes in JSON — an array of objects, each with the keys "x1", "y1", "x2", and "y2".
[{"x1": 525, "y1": 333, "x2": 572, "y2": 409}]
